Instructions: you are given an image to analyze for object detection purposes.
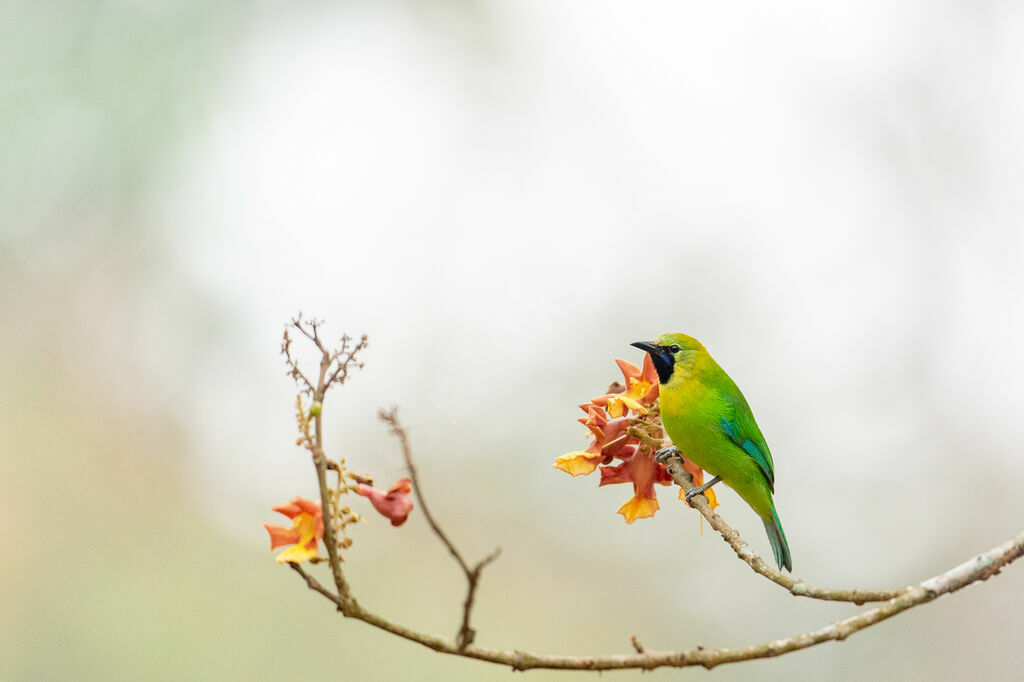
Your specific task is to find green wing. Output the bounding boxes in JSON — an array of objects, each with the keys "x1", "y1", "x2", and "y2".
[{"x1": 717, "y1": 391, "x2": 775, "y2": 492}]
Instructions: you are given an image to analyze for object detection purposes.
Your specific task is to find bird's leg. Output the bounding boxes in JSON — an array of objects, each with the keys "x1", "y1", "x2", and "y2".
[
  {"x1": 654, "y1": 446, "x2": 679, "y2": 463},
  {"x1": 684, "y1": 476, "x2": 721, "y2": 502},
  {"x1": 655, "y1": 446, "x2": 721, "y2": 502}
]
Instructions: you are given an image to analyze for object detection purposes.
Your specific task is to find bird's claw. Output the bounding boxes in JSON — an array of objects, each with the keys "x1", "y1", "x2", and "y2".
[
  {"x1": 684, "y1": 475, "x2": 721, "y2": 502},
  {"x1": 654, "y1": 446, "x2": 679, "y2": 464}
]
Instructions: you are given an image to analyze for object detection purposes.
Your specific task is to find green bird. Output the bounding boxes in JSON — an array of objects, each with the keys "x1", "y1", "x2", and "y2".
[{"x1": 631, "y1": 333, "x2": 792, "y2": 571}]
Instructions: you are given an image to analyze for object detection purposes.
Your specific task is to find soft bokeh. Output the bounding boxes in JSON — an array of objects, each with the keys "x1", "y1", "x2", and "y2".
[{"x1": 3, "y1": 1, "x2": 1023, "y2": 680}]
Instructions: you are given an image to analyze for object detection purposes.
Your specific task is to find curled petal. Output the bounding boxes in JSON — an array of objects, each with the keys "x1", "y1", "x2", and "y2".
[
  {"x1": 579, "y1": 405, "x2": 609, "y2": 435},
  {"x1": 554, "y1": 451, "x2": 602, "y2": 476},
  {"x1": 605, "y1": 394, "x2": 646, "y2": 418}
]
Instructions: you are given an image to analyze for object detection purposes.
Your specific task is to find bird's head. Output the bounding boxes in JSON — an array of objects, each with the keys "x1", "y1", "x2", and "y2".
[{"x1": 630, "y1": 333, "x2": 705, "y2": 384}]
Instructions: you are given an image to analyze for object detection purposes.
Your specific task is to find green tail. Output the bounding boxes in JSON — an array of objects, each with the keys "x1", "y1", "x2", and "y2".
[{"x1": 762, "y1": 506, "x2": 792, "y2": 572}]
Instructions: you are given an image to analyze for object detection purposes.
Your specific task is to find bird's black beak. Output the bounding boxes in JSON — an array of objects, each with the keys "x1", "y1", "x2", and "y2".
[{"x1": 630, "y1": 340, "x2": 675, "y2": 384}]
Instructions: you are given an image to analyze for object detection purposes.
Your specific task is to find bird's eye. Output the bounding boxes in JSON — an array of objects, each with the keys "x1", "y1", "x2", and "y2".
[{"x1": 668, "y1": 344, "x2": 680, "y2": 353}]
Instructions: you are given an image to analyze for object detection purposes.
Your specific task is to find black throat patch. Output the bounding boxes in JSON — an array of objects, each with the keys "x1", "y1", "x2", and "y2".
[{"x1": 650, "y1": 347, "x2": 676, "y2": 384}]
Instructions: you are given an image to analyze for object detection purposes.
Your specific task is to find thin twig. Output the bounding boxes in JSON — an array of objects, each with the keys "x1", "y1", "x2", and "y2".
[
  {"x1": 630, "y1": 635, "x2": 645, "y2": 654},
  {"x1": 379, "y1": 407, "x2": 502, "y2": 650},
  {"x1": 310, "y1": 357, "x2": 354, "y2": 606},
  {"x1": 325, "y1": 334, "x2": 368, "y2": 387},
  {"x1": 290, "y1": 562, "x2": 342, "y2": 604},
  {"x1": 286, "y1": 315, "x2": 369, "y2": 609},
  {"x1": 281, "y1": 329, "x2": 315, "y2": 394}
]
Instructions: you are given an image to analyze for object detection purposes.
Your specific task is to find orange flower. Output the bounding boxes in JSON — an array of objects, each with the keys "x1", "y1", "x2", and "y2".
[
  {"x1": 356, "y1": 478, "x2": 414, "y2": 526},
  {"x1": 263, "y1": 496, "x2": 324, "y2": 564},
  {"x1": 592, "y1": 356, "x2": 660, "y2": 417},
  {"x1": 554, "y1": 407, "x2": 631, "y2": 476},
  {"x1": 579, "y1": 406, "x2": 633, "y2": 456},
  {"x1": 598, "y1": 444, "x2": 674, "y2": 523}
]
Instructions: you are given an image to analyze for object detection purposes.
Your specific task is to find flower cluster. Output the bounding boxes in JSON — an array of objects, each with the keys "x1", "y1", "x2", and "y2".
[{"x1": 554, "y1": 354, "x2": 718, "y2": 523}]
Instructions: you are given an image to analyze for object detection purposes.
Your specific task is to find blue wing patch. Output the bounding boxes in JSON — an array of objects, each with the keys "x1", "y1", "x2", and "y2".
[{"x1": 719, "y1": 417, "x2": 775, "y2": 490}]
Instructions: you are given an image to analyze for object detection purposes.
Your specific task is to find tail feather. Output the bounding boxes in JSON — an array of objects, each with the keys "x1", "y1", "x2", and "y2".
[{"x1": 762, "y1": 507, "x2": 792, "y2": 572}]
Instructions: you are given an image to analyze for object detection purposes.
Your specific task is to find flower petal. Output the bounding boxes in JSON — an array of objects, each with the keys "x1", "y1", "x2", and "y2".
[
  {"x1": 614, "y1": 358, "x2": 642, "y2": 384},
  {"x1": 554, "y1": 451, "x2": 601, "y2": 476},
  {"x1": 275, "y1": 542, "x2": 319, "y2": 564},
  {"x1": 706, "y1": 488, "x2": 719, "y2": 510},
  {"x1": 617, "y1": 495, "x2": 660, "y2": 523},
  {"x1": 270, "y1": 501, "x2": 304, "y2": 519},
  {"x1": 263, "y1": 522, "x2": 301, "y2": 549},
  {"x1": 292, "y1": 497, "x2": 323, "y2": 517}
]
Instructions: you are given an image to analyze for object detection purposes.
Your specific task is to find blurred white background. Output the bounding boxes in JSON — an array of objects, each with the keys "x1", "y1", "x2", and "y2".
[{"x1": 2, "y1": 1, "x2": 1023, "y2": 680}]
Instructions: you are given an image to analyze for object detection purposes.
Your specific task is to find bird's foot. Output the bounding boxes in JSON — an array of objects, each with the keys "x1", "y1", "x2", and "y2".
[
  {"x1": 654, "y1": 446, "x2": 680, "y2": 464},
  {"x1": 684, "y1": 476, "x2": 722, "y2": 502}
]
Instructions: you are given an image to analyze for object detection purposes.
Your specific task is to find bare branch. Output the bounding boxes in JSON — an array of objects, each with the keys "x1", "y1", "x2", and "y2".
[
  {"x1": 291, "y1": 313, "x2": 320, "y2": 345},
  {"x1": 325, "y1": 334, "x2": 368, "y2": 389},
  {"x1": 289, "y1": 529, "x2": 1024, "y2": 670},
  {"x1": 379, "y1": 407, "x2": 501, "y2": 650},
  {"x1": 281, "y1": 328, "x2": 315, "y2": 395},
  {"x1": 658, "y1": 450, "x2": 905, "y2": 603},
  {"x1": 290, "y1": 562, "x2": 343, "y2": 605},
  {"x1": 286, "y1": 315, "x2": 370, "y2": 608}
]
